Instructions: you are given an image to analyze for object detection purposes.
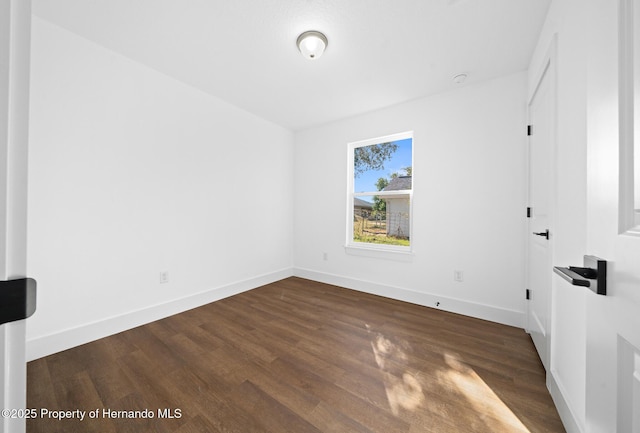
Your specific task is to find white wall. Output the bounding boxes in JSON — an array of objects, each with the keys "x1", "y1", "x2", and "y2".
[
  {"x1": 293, "y1": 72, "x2": 528, "y2": 327},
  {"x1": 528, "y1": 0, "x2": 588, "y2": 432},
  {"x1": 26, "y1": 18, "x2": 294, "y2": 360}
]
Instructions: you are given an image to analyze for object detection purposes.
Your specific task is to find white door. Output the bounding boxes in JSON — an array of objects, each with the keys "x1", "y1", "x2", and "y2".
[
  {"x1": 0, "y1": 1, "x2": 32, "y2": 433},
  {"x1": 526, "y1": 40, "x2": 556, "y2": 372},
  {"x1": 584, "y1": 0, "x2": 640, "y2": 431}
]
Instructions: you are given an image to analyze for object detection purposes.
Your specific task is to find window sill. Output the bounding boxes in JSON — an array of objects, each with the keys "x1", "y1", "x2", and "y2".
[{"x1": 344, "y1": 244, "x2": 414, "y2": 262}]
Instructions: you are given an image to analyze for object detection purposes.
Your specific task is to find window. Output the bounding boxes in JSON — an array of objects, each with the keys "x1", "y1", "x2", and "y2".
[{"x1": 347, "y1": 132, "x2": 413, "y2": 251}]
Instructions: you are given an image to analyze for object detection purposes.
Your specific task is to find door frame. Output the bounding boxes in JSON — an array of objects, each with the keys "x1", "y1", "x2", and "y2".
[
  {"x1": 0, "y1": 1, "x2": 32, "y2": 433},
  {"x1": 525, "y1": 34, "x2": 558, "y2": 371}
]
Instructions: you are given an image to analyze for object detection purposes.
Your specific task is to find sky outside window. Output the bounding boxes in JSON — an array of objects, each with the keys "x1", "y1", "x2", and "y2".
[{"x1": 354, "y1": 138, "x2": 413, "y2": 196}]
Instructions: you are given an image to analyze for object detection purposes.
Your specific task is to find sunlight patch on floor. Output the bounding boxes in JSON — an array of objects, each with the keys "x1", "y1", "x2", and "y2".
[
  {"x1": 439, "y1": 353, "x2": 531, "y2": 433},
  {"x1": 366, "y1": 324, "x2": 532, "y2": 431},
  {"x1": 368, "y1": 327, "x2": 424, "y2": 416}
]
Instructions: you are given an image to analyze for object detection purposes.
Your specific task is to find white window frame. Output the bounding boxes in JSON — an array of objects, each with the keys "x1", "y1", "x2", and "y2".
[{"x1": 346, "y1": 131, "x2": 414, "y2": 255}]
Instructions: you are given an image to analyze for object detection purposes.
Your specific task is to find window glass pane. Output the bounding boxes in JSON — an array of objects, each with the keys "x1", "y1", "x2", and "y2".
[
  {"x1": 353, "y1": 138, "x2": 413, "y2": 193},
  {"x1": 353, "y1": 194, "x2": 410, "y2": 247}
]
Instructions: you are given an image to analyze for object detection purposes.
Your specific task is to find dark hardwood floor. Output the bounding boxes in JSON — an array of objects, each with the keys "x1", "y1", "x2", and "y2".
[{"x1": 27, "y1": 277, "x2": 565, "y2": 432}]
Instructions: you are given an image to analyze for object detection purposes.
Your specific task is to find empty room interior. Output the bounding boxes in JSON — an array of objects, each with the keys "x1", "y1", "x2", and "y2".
[{"x1": 2, "y1": 0, "x2": 640, "y2": 432}]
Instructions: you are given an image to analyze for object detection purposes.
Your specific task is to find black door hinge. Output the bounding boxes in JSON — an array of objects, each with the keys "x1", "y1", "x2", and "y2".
[
  {"x1": 527, "y1": 207, "x2": 531, "y2": 218},
  {"x1": 526, "y1": 289, "x2": 530, "y2": 300},
  {"x1": 527, "y1": 125, "x2": 532, "y2": 136}
]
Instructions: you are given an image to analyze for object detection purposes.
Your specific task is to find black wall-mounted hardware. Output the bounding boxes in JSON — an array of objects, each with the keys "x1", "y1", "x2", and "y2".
[
  {"x1": 553, "y1": 255, "x2": 607, "y2": 295},
  {"x1": 533, "y1": 229, "x2": 550, "y2": 240},
  {"x1": 0, "y1": 278, "x2": 37, "y2": 326}
]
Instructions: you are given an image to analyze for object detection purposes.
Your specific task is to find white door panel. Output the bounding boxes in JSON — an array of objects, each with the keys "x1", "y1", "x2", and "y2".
[
  {"x1": 584, "y1": 0, "x2": 640, "y2": 431},
  {"x1": 527, "y1": 42, "x2": 556, "y2": 372}
]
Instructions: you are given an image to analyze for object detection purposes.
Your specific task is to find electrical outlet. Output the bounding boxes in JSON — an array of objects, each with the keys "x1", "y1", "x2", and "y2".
[
  {"x1": 159, "y1": 271, "x2": 169, "y2": 284},
  {"x1": 454, "y1": 270, "x2": 464, "y2": 282}
]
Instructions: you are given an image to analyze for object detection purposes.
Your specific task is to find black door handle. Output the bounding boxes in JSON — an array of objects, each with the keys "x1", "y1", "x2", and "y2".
[
  {"x1": 0, "y1": 278, "x2": 37, "y2": 325},
  {"x1": 533, "y1": 229, "x2": 549, "y2": 240}
]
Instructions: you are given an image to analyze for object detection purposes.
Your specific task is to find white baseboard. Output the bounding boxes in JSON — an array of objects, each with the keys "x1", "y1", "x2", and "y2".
[
  {"x1": 26, "y1": 268, "x2": 294, "y2": 361},
  {"x1": 547, "y1": 370, "x2": 583, "y2": 433},
  {"x1": 293, "y1": 267, "x2": 525, "y2": 328},
  {"x1": 27, "y1": 267, "x2": 526, "y2": 361}
]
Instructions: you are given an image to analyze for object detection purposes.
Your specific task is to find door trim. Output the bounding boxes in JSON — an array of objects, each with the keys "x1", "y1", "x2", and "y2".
[{"x1": 0, "y1": 1, "x2": 32, "y2": 433}]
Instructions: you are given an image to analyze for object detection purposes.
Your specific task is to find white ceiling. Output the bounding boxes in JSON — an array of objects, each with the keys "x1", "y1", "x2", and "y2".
[{"x1": 33, "y1": 0, "x2": 551, "y2": 131}]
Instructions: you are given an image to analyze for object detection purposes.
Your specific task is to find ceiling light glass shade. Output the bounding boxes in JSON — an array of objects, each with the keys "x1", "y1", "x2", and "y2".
[{"x1": 297, "y1": 31, "x2": 328, "y2": 60}]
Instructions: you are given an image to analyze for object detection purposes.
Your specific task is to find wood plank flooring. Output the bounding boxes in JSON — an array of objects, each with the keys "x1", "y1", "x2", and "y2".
[{"x1": 27, "y1": 277, "x2": 565, "y2": 432}]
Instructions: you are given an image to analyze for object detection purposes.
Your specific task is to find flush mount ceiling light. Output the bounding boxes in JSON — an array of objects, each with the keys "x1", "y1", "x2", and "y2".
[{"x1": 297, "y1": 31, "x2": 328, "y2": 60}]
